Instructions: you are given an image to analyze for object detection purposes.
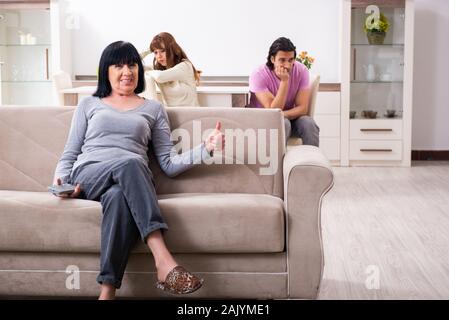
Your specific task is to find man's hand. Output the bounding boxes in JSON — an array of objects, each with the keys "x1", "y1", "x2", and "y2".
[
  {"x1": 275, "y1": 66, "x2": 290, "y2": 82},
  {"x1": 53, "y1": 177, "x2": 82, "y2": 198}
]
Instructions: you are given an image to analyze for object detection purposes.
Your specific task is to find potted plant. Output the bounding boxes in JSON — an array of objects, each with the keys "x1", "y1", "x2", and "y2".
[
  {"x1": 296, "y1": 51, "x2": 315, "y2": 70},
  {"x1": 364, "y1": 12, "x2": 390, "y2": 45}
]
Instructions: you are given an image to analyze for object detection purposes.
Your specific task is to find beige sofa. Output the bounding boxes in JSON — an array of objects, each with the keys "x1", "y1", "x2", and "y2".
[{"x1": 0, "y1": 105, "x2": 333, "y2": 299}]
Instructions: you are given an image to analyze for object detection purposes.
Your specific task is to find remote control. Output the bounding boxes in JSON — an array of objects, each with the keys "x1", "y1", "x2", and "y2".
[{"x1": 48, "y1": 184, "x2": 76, "y2": 196}]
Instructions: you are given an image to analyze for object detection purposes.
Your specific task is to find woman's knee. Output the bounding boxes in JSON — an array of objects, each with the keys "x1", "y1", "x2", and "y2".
[
  {"x1": 101, "y1": 185, "x2": 126, "y2": 204},
  {"x1": 99, "y1": 185, "x2": 135, "y2": 222}
]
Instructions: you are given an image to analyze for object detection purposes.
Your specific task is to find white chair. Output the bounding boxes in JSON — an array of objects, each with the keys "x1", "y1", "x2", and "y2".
[
  {"x1": 287, "y1": 73, "x2": 320, "y2": 146},
  {"x1": 52, "y1": 71, "x2": 72, "y2": 106}
]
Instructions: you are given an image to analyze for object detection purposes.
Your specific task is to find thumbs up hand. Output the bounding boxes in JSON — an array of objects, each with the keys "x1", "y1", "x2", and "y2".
[{"x1": 204, "y1": 121, "x2": 225, "y2": 155}]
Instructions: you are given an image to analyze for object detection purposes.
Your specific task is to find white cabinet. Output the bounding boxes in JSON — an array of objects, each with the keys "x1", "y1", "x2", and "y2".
[
  {"x1": 341, "y1": 0, "x2": 414, "y2": 167},
  {"x1": 349, "y1": 140, "x2": 402, "y2": 160},
  {"x1": 350, "y1": 119, "x2": 402, "y2": 140},
  {"x1": 315, "y1": 91, "x2": 341, "y2": 162},
  {"x1": 349, "y1": 119, "x2": 403, "y2": 160},
  {"x1": 315, "y1": 91, "x2": 341, "y2": 114},
  {"x1": 0, "y1": 8, "x2": 53, "y2": 105},
  {"x1": 316, "y1": 115, "x2": 340, "y2": 137},
  {"x1": 198, "y1": 94, "x2": 232, "y2": 108}
]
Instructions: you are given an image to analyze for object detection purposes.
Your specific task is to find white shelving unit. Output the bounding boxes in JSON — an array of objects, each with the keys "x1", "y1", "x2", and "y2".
[
  {"x1": 315, "y1": 91, "x2": 341, "y2": 163},
  {"x1": 341, "y1": 0, "x2": 414, "y2": 167},
  {"x1": 0, "y1": 7, "x2": 54, "y2": 105}
]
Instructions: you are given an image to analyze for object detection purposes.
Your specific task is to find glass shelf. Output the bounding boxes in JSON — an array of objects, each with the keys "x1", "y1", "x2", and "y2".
[
  {"x1": 351, "y1": 81, "x2": 403, "y2": 83},
  {"x1": 0, "y1": 44, "x2": 51, "y2": 47},
  {"x1": 351, "y1": 43, "x2": 404, "y2": 47},
  {"x1": 351, "y1": 45, "x2": 404, "y2": 82},
  {"x1": 1, "y1": 81, "x2": 52, "y2": 83},
  {"x1": 349, "y1": 116, "x2": 403, "y2": 120}
]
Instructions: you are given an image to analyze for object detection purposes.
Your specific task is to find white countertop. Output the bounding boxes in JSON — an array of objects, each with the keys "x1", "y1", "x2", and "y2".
[
  {"x1": 196, "y1": 86, "x2": 249, "y2": 94},
  {"x1": 61, "y1": 86, "x2": 96, "y2": 94},
  {"x1": 61, "y1": 85, "x2": 249, "y2": 95}
]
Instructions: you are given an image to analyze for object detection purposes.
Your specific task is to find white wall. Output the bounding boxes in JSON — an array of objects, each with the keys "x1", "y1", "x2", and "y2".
[
  {"x1": 66, "y1": 0, "x2": 448, "y2": 150},
  {"x1": 68, "y1": 0, "x2": 341, "y2": 82},
  {"x1": 412, "y1": 0, "x2": 449, "y2": 150},
  {"x1": 51, "y1": 0, "x2": 72, "y2": 75}
]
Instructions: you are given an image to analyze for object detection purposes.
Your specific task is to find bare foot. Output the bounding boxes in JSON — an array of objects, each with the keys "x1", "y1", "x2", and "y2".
[
  {"x1": 156, "y1": 259, "x2": 178, "y2": 283},
  {"x1": 146, "y1": 230, "x2": 179, "y2": 283},
  {"x1": 98, "y1": 283, "x2": 116, "y2": 300}
]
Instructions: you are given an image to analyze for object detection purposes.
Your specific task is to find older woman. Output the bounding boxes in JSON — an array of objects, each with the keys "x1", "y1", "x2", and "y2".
[
  {"x1": 140, "y1": 32, "x2": 200, "y2": 107},
  {"x1": 52, "y1": 41, "x2": 223, "y2": 300}
]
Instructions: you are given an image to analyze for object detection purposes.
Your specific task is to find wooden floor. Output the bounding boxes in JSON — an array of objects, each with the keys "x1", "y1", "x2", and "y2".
[{"x1": 318, "y1": 161, "x2": 449, "y2": 299}]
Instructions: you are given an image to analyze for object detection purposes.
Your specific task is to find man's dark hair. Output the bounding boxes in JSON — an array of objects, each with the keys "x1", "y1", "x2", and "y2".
[
  {"x1": 93, "y1": 41, "x2": 145, "y2": 98},
  {"x1": 266, "y1": 37, "x2": 297, "y2": 70}
]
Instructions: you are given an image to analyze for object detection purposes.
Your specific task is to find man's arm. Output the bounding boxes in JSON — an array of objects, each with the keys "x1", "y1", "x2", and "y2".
[
  {"x1": 283, "y1": 88, "x2": 311, "y2": 120},
  {"x1": 254, "y1": 66, "x2": 290, "y2": 110}
]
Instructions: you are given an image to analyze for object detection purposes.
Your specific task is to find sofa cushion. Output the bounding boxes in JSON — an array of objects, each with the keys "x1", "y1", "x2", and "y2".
[
  {"x1": 0, "y1": 191, "x2": 285, "y2": 253},
  {"x1": 157, "y1": 193, "x2": 285, "y2": 253}
]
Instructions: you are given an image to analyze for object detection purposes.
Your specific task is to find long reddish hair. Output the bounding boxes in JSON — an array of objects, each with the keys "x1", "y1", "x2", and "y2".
[{"x1": 150, "y1": 32, "x2": 200, "y2": 83}]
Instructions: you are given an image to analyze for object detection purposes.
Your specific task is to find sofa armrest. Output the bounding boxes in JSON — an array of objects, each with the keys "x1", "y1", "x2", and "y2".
[{"x1": 283, "y1": 145, "x2": 334, "y2": 299}]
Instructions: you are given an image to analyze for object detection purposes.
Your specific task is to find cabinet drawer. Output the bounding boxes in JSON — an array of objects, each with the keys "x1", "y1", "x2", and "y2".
[
  {"x1": 315, "y1": 115, "x2": 340, "y2": 137},
  {"x1": 350, "y1": 119, "x2": 402, "y2": 140},
  {"x1": 198, "y1": 94, "x2": 232, "y2": 107},
  {"x1": 350, "y1": 140, "x2": 402, "y2": 160},
  {"x1": 315, "y1": 92, "x2": 340, "y2": 115}
]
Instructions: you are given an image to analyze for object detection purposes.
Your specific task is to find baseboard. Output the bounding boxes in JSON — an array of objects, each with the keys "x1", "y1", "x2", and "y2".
[{"x1": 412, "y1": 150, "x2": 449, "y2": 160}]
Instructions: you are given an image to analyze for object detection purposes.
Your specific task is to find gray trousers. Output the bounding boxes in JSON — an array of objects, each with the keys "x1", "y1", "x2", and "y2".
[
  {"x1": 284, "y1": 115, "x2": 320, "y2": 147},
  {"x1": 69, "y1": 157, "x2": 168, "y2": 289}
]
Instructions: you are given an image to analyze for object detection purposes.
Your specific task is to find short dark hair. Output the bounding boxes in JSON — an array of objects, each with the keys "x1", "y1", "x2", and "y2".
[
  {"x1": 266, "y1": 37, "x2": 297, "y2": 70},
  {"x1": 93, "y1": 41, "x2": 145, "y2": 98}
]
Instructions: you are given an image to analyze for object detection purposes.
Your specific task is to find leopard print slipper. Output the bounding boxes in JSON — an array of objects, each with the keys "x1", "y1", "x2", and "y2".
[{"x1": 156, "y1": 266, "x2": 204, "y2": 294}]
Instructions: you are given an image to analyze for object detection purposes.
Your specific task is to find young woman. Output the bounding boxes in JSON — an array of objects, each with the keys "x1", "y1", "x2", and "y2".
[
  {"x1": 53, "y1": 41, "x2": 224, "y2": 299},
  {"x1": 140, "y1": 32, "x2": 200, "y2": 107}
]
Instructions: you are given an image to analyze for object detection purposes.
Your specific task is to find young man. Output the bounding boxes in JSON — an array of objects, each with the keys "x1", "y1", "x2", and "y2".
[{"x1": 249, "y1": 37, "x2": 319, "y2": 146}]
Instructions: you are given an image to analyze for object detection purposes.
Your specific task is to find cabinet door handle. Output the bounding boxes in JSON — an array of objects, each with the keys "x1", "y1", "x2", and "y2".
[
  {"x1": 45, "y1": 48, "x2": 49, "y2": 80},
  {"x1": 360, "y1": 149, "x2": 393, "y2": 152},
  {"x1": 360, "y1": 128, "x2": 393, "y2": 132},
  {"x1": 353, "y1": 47, "x2": 356, "y2": 80}
]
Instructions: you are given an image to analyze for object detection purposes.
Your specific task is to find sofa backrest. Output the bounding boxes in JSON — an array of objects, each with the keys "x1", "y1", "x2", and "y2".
[
  {"x1": 0, "y1": 106, "x2": 285, "y2": 198},
  {"x1": 151, "y1": 107, "x2": 285, "y2": 197}
]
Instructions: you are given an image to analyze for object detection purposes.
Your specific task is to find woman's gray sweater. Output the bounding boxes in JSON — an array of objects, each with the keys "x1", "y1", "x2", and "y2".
[{"x1": 54, "y1": 96, "x2": 209, "y2": 183}]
